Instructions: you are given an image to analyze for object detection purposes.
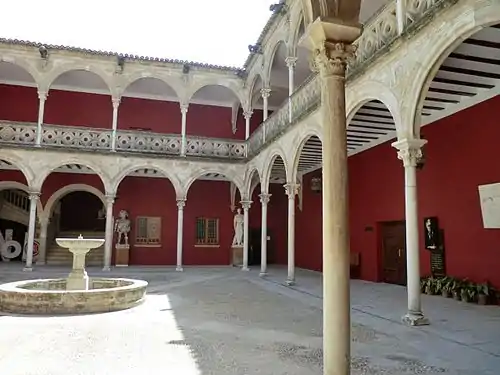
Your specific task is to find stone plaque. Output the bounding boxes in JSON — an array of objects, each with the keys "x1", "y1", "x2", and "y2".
[{"x1": 430, "y1": 229, "x2": 446, "y2": 277}]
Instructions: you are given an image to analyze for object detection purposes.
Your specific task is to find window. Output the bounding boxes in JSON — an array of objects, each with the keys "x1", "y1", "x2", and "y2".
[
  {"x1": 135, "y1": 217, "x2": 161, "y2": 246},
  {"x1": 196, "y1": 217, "x2": 219, "y2": 246}
]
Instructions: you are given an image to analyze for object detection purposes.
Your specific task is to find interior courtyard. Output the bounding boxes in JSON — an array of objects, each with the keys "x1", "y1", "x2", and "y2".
[{"x1": 1, "y1": 0, "x2": 500, "y2": 374}]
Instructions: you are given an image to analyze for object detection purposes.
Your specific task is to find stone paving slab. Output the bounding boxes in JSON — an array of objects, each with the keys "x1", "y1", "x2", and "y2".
[{"x1": 0, "y1": 264, "x2": 498, "y2": 374}]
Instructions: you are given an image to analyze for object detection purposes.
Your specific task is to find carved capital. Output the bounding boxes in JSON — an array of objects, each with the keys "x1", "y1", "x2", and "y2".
[
  {"x1": 243, "y1": 111, "x2": 253, "y2": 120},
  {"x1": 38, "y1": 91, "x2": 47, "y2": 101},
  {"x1": 105, "y1": 194, "x2": 116, "y2": 205},
  {"x1": 285, "y1": 56, "x2": 298, "y2": 69},
  {"x1": 29, "y1": 192, "x2": 41, "y2": 201},
  {"x1": 260, "y1": 88, "x2": 271, "y2": 99},
  {"x1": 284, "y1": 183, "x2": 300, "y2": 198},
  {"x1": 112, "y1": 97, "x2": 121, "y2": 108},
  {"x1": 180, "y1": 103, "x2": 189, "y2": 114},
  {"x1": 176, "y1": 198, "x2": 186, "y2": 209},
  {"x1": 392, "y1": 139, "x2": 427, "y2": 168},
  {"x1": 240, "y1": 200, "x2": 252, "y2": 210},
  {"x1": 259, "y1": 193, "x2": 272, "y2": 205},
  {"x1": 311, "y1": 42, "x2": 357, "y2": 78}
]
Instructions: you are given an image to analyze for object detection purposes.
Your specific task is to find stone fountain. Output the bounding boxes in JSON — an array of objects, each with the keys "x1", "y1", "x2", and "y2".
[{"x1": 0, "y1": 235, "x2": 147, "y2": 315}]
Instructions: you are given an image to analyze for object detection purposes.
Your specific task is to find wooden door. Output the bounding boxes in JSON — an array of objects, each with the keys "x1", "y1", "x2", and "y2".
[
  {"x1": 381, "y1": 221, "x2": 407, "y2": 285},
  {"x1": 249, "y1": 229, "x2": 262, "y2": 266}
]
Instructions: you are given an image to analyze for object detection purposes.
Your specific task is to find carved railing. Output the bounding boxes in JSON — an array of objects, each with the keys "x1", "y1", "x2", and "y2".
[
  {"x1": 247, "y1": 0, "x2": 455, "y2": 156},
  {"x1": 0, "y1": 121, "x2": 247, "y2": 160}
]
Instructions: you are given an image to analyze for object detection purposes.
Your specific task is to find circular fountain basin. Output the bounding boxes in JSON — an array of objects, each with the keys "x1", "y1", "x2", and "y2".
[{"x1": 0, "y1": 278, "x2": 148, "y2": 315}]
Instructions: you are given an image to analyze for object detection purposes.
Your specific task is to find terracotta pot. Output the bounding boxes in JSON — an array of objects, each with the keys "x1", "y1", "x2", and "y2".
[
  {"x1": 452, "y1": 291, "x2": 460, "y2": 301},
  {"x1": 460, "y1": 290, "x2": 469, "y2": 303},
  {"x1": 478, "y1": 294, "x2": 489, "y2": 305},
  {"x1": 441, "y1": 290, "x2": 450, "y2": 298}
]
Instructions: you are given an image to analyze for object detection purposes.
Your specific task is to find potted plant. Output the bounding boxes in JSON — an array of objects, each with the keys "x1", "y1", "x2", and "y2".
[
  {"x1": 451, "y1": 279, "x2": 463, "y2": 300},
  {"x1": 438, "y1": 277, "x2": 453, "y2": 298},
  {"x1": 423, "y1": 277, "x2": 436, "y2": 295},
  {"x1": 477, "y1": 282, "x2": 491, "y2": 305},
  {"x1": 461, "y1": 281, "x2": 477, "y2": 303}
]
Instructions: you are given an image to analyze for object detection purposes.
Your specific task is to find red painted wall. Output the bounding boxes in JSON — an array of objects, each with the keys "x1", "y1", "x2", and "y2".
[
  {"x1": 0, "y1": 84, "x2": 265, "y2": 140},
  {"x1": 296, "y1": 96, "x2": 500, "y2": 287}
]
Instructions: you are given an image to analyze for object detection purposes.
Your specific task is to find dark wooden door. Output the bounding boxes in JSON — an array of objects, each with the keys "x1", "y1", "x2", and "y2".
[
  {"x1": 381, "y1": 221, "x2": 407, "y2": 285},
  {"x1": 249, "y1": 229, "x2": 262, "y2": 266}
]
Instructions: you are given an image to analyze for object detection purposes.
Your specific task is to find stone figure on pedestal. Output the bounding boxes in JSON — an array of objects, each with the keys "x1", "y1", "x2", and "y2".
[
  {"x1": 114, "y1": 210, "x2": 131, "y2": 246},
  {"x1": 232, "y1": 208, "x2": 244, "y2": 247}
]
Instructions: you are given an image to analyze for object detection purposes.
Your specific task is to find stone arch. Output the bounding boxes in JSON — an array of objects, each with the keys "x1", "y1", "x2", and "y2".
[
  {"x1": 0, "y1": 154, "x2": 35, "y2": 188},
  {"x1": 244, "y1": 167, "x2": 262, "y2": 199},
  {"x1": 41, "y1": 183, "x2": 105, "y2": 222},
  {"x1": 261, "y1": 146, "x2": 290, "y2": 193},
  {"x1": 0, "y1": 181, "x2": 44, "y2": 215},
  {"x1": 290, "y1": 127, "x2": 323, "y2": 183},
  {"x1": 247, "y1": 72, "x2": 265, "y2": 108},
  {"x1": 346, "y1": 80, "x2": 402, "y2": 136},
  {"x1": 0, "y1": 59, "x2": 41, "y2": 90},
  {"x1": 406, "y1": 2, "x2": 500, "y2": 137},
  {"x1": 288, "y1": 10, "x2": 305, "y2": 56},
  {"x1": 33, "y1": 158, "x2": 111, "y2": 193},
  {"x1": 111, "y1": 163, "x2": 183, "y2": 198},
  {"x1": 186, "y1": 81, "x2": 245, "y2": 106},
  {"x1": 184, "y1": 169, "x2": 245, "y2": 200},
  {"x1": 43, "y1": 64, "x2": 116, "y2": 96},
  {"x1": 118, "y1": 72, "x2": 184, "y2": 100},
  {"x1": 264, "y1": 39, "x2": 288, "y2": 86}
]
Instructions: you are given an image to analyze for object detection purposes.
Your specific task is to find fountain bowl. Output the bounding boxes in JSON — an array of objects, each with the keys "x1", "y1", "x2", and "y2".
[{"x1": 0, "y1": 277, "x2": 148, "y2": 315}]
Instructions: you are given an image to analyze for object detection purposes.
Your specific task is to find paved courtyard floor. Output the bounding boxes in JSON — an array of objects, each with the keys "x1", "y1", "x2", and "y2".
[{"x1": 0, "y1": 264, "x2": 499, "y2": 374}]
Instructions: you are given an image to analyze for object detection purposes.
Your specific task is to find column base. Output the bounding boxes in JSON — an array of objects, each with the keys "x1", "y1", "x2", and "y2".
[
  {"x1": 23, "y1": 267, "x2": 33, "y2": 272},
  {"x1": 241, "y1": 267, "x2": 250, "y2": 271},
  {"x1": 402, "y1": 311, "x2": 430, "y2": 326},
  {"x1": 176, "y1": 266, "x2": 184, "y2": 272},
  {"x1": 286, "y1": 279, "x2": 295, "y2": 286},
  {"x1": 102, "y1": 266, "x2": 111, "y2": 271},
  {"x1": 259, "y1": 272, "x2": 268, "y2": 277}
]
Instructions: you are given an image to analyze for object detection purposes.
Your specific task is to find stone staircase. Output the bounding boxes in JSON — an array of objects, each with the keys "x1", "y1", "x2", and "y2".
[
  {"x1": 45, "y1": 231, "x2": 105, "y2": 266},
  {"x1": 0, "y1": 190, "x2": 30, "y2": 226}
]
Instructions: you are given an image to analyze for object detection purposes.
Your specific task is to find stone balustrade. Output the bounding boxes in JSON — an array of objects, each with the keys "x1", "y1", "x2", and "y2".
[{"x1": 0, "y1": 121, "x2": 247, "y2": 160}]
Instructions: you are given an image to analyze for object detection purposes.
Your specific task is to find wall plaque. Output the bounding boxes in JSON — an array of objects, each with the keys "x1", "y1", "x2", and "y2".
[{"x1": 430, "y1": 229, "x2": 446, "y2": 277}]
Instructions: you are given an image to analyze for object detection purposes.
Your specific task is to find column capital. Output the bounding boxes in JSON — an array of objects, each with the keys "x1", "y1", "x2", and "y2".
[
  {"x1": 38, "y1": 91, "x2": 47, "y2": 101},
  {"x1": 180, "y1": 103, "x2": 189, "y2": 114},
  {"x1": 259, "y1": 193, "x2": 272, "y2": 205},
  {"x1": 392, "y1": 138, "x2": 427, "y2": 168},
  {"x1": 240, "y1": 200, "x2": 252, "y2": 210},
  {"x1": 284, "y1": 183, "x2": 300, "y2": 198},
  {"x1": 105, "y1": 194, "x2": 116, "y2": 204},
  {"x1": 112, "y1": 97, "x2": 121, "y2": 108},
  {"x1": 28, "y1": 191, "x2": 41, "y2": 200},
  {"x1": 243, "y1": 110, "x2": 253, "y2": 120},
  {"x1": 260, "y1": 88, "x2": 271, "y2": 99},
  {"x1": 285, "y1": 56, "x2": 298, "y2": 68},
  {"x1": 311, "y1": 42, "x2": 357, "y2": 78},
  {"x1": 176, "y1": 198, "x2": 186, "y2": 209}
]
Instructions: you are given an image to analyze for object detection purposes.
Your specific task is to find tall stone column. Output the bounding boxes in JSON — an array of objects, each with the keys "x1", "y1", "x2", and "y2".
[
  {"x1": 284, "y1": 183, "x2": 299, "y2": 285},
  {"x1": 180, "y1": 104, "x2": 189, "y2": 156},
  {"x1": 261, "y1": 88, "x2": 271, "y2": 121},
  {"x1": 111, "y1": 97, "x2": 120, "y2": 151},
  {"x1": 312, "y1": 41, "x2": 357, "y2": 375},
  {"x1": 286, "y1": 56, "x2": 297, "y2": 123},
  {"x1": 259, "y1": 193, "x2": 271, "y2": 276},
  {"x1": 392, "y1": 138, "x2": 429, "y2": 326},
  {"x1": 244, "y1": 110, "x2": 253, "y2": 140},
  {"x1": 24, "y1": 192, "x2": 40, "y2": 271},
  {"x1": 241, "y1": 200, "x2": 252, "y2": 271},
  {"x1": 36, "y1": 91, "x2": 47, "y2": 146},
  {"x1": 36, "y1": 217, "x2": 50, "y2": 265},
  {"x1": 103, "y1": 194, "x2": 115, "y2": 271},
  {"x1": 176, "y1": 198, "x2": 186, "y2": 271}
]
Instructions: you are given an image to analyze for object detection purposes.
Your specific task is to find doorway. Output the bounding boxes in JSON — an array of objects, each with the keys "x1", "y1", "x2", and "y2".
[
  {"x1": 380, "y1": 221, "x2": 406, "y2": 285},
  {"x1": 249, "y1": 228, "x2": 274, "y2": 266}
]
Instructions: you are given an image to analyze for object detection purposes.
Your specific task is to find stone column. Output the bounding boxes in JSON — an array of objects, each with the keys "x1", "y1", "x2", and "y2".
[
  {"x1": 313, "y1": 41, "x2": 357, "y2": 375},
  {"x1": 284, "y1": 183, "x2": 299, "y2": 285},
  {"x1": 111, "y1": 97, "x2": 120, "y2": 151},
  {"x1": 286, "y1": 56, "x2": 297, "y2": 123},
  {"x1": 396, "y1": 0, "x2": 407, "y2": 35},
  {"x1": 102, "y1": 194, "x2": 115, "y2": 271},
  {"x1": 176, "y1": 198, "x2": 186, "y2": 271},
  {"x1": 392, "y1": 138, "x2": 429, "y2": 326},
  {"x1": 24, "y1": 192, "x2": 40, "y2": 271},
  {"x1": 36, "y1": 217, "x2": 50, "y2": 265},
  {"x1": 36, "y1": 91, "x2": 47, "y2": 146},
  {"x1": 259, "y1": 193, "x2": 271, "y2": 276},
  {"x1": 180, "y1": 104, "x2": 189, "y2": 156},
  {"x1": 261, "y1": 88, "x2": 271, "y2": 121},
  {"x1": 244, "y1": 110, "x2": 253, "y2": 140},
  {"x1": 241, "y1": 200, "x2": 252, "y2": 271}
]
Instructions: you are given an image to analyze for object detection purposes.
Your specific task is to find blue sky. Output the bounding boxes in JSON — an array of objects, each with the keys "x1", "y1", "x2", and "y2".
[{"x1": 0, "y1": 0, "x2": 276, "y2": 67}]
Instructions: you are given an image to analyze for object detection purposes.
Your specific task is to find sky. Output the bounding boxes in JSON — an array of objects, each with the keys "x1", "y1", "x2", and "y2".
[{"x1": 0, "y1": 0, "x2": 276, "y2": 67}]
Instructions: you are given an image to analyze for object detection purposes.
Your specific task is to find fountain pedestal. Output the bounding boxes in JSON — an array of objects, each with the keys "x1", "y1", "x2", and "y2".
[{"x1": 56, "y1": 235, "x2": 105, "y2": 291}]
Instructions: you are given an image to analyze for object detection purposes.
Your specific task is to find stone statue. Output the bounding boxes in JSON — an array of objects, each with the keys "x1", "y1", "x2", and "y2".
[
  {"x1": 114, "y1": 210, "x2": 131, "y2": 246},
  {"x1": 232, "y1": 208, "x2": 244, "y2": 247}
]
